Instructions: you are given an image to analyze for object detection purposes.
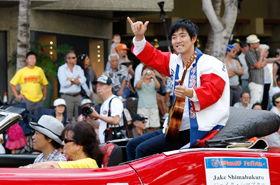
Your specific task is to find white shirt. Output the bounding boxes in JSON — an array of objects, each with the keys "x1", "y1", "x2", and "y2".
[
  {"x1": 57, "y1": 63, "x2": 86, "y2": 93},
  {"x1": 263, "y1": 64, "x2": 272, "y2": 84},
  {"x1": 133, "y1": 63, "x2": 144, "y2": 88},
  {"x1": 238, "y1": 53, "x2": 249, "y2": 80},
  {"x1": 98, "y1": 95, "x2": 123, "y2": 144}
]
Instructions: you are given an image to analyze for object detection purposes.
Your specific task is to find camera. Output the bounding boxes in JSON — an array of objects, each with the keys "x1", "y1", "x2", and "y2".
[
  {"x1": 82, "y1": 106, "x2": 94, "y2": 117},
  {"x1": 146, "y1": 70, "x2": 151, "y2": 74}
]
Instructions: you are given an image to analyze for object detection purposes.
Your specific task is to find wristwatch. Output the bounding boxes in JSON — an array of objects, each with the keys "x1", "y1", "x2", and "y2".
[{"x1": 71, "y1": 78, "x2": 74, "y2": 82}]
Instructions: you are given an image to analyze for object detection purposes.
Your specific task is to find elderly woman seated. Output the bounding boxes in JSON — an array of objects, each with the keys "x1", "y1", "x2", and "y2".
[{"x1": 21, "y1": 121, "x2": 103, "y2": 169}]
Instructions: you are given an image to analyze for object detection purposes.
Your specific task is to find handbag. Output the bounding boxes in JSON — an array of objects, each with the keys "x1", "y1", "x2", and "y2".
[{"x1": 104, "y1": 97, "x2": 131, "y2": 142}]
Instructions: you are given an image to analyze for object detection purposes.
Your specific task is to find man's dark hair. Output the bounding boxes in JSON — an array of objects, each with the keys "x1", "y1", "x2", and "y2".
[
  {"x1": 240, "y1": 91, "x2": 250, "y2": 98},
  {"x1": 272, "y1": 92, "x2": 280, "y2": 106},
  {"x1": 252, "y1": 102, "x2": 262, "y2": 109},
  {"x1": 239, "y1": 41, "x2": 248, "y2": 48},
  {"x1": 44, "y1": 135, "x2": 62, "y2": 149},
  {"x1": 26, "y1": 51, "x2": 37, "y2": 59},
  {"x1": 64, "y1": 50, "x2": 76, "y2": 62},
  {"x1": 169, "y1": 19, "x2": 198, "y2": 47}
]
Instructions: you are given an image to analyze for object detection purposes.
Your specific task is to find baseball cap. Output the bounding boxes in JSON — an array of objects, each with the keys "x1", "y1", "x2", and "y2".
[
  {"x1": 132, "y1": 114, "x2": 148, "y2": 123},
  {"x1": 81, "y1": 98, "x2": 94, "y2": 107},
  {"x1": 53, "y1": 98, "x2": 66, "y2": 107},
  {"x1": 226, "y1": 44, "x2": 236, "y2": 53},
  {"x1": 29, "y1": 115, "x2": 64, "y2": 145},
  {"x1": 117, "y1": 44, "x2": 130, "y2": 51},
  {"x1": 93, "y1": 75, "x2": 113, "y2": 85}
]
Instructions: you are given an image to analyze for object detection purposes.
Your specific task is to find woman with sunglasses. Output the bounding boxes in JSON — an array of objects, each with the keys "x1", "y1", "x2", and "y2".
[{"x1": 22, "y1": 121, "x2": 103, "y2": 169}]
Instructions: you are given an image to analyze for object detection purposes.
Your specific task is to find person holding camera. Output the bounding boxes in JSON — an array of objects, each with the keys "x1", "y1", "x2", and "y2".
[
  {"x1": 77, "y1": 98, "x2": 99, "y2": 130},
  {"x1": 135, "y1": 65, "x2": 161, "y2": 131},
  {"x1": 86, "y1": 75, "x2": 125, "y2": 144}
]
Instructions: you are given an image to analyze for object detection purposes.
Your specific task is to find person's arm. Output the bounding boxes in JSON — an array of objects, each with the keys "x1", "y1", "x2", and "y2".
[
  {"x1": 232, "y1": 60, "x2": 244, "y2": 75},
  {"x1": 154, "y1": 70, "x2": 167, "y2": 86},
  {"x1": 273, "y1": 63, "x2": 279, "y2": 86},
  {"x1": 264, "y1": 57, "x2": 280, "y2": 63},
  {"x1": 117, "y1": 80, "x2": 127, "y2": 96},
  {"x1": 42, "y1": 85, "x2": 47, "y2": 101},
  {"x1": 127, "y1": 64, "x2": 135, "y2": 76},
  {"x1": 89, "y1": 107, "x2": 121, "y2": 125},
  {"x1": 223, "y1": 60, "x2": 236, "y2": 77},
  {"x1": 127, "y1": 17, "x2": 172, "y2": 77},
  {"x1": 175, "y1": 58, "x2": 228, "y2": 111},
  {"x1": 151, "y1": 71, "x2": 161, "y2": 89},
  {"x1": 76, "y1": 68, "x2": 87, "y2": 85},
  {"x1": 251, "y1": 49, "x2": 264, "y2": 69},
  {"x1": 57, "y1": 67, "x2": 72, "y2": 88},
  {"x1": 20, "y1": 161, "x2": 60, "y2": 169},
  {"x1": 135, "y1": 69, "x2": 147, "y2": 89},
  {"x1": 128, "y1": 82, "x2": 135, "y2": 94},
  {"x1": 9, "y1": 83, "x2": 25, "y2": 100}
]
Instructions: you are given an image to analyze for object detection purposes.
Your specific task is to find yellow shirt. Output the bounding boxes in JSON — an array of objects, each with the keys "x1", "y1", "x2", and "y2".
[
  {"x1": 10, "y1": 66, "x2": 48, "y2": 102},
  {"x1": 58, "y1": 158, "x2": 99, "y2": 169}
]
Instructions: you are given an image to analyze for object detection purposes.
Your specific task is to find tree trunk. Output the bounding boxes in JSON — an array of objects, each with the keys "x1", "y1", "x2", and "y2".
[
  {"x1": 17, "y1": 0, "x2": 30, "y2": 71},
  {"x1": 202, "y1": 0, "x2": 238, "y2": 61},
  {"x1": 204, "y1": 0, "x2": 222, "y2": 55}
]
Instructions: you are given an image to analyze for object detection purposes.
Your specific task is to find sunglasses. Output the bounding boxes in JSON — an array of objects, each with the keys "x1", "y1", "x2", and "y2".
[
  {"x1": 276, "y1": 101, "x2": 280, "y2": 104},
  {"x1": 68, "y1": 57, "x2": 76, "y2": 59},
  {"x1": 63, "y1": 138, "x2": 75, "y2": 143},
  {"x1": 141, "y1": 120, "x2": 146, "y2": 123}
]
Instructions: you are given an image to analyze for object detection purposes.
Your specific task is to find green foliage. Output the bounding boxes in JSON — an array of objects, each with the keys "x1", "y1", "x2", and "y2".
[
  {"x1": 29, "y1": 41, "x2": 73, "y2": 77},
  {"x1": 7, "y1": 50, "x2": 17, "y2": 69}
]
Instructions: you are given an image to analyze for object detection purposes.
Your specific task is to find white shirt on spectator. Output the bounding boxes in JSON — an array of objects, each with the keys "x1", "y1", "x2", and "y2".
[
  {"x1": 57, "y1": 63, "x2": 86, "y2": 94},
  {"x1": 98, "y1": 95, "x2": 123, "y2": 144}
]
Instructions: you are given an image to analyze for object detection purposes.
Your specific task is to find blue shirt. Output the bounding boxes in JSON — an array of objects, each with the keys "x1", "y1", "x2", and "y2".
[{"x1": 57, "y1": 63, "x2": 86, "y2": 93}]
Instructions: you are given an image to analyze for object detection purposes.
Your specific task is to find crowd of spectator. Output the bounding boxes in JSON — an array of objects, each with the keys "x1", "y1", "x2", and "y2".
[{"x1": 3, "y1": 31, "x2": 280, "y2": 168}]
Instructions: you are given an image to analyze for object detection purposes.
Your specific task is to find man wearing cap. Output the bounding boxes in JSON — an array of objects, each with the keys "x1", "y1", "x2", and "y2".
[
  {"x1": 9, "y1": 51, "x2": 48, "y2": 116},
  {"x1": 57, "y1": 50, "x2": 86, "y2": 122},
  {"x1": 77, "y1": 98, "x2": 99, "y2": 130},
  {"x1": 238, "y1": 41, "x2": 250, "y2": 93},
  {"x1": 245, "y1": 34, "x2": 267, "y2": 105},
  {"x1": 88, "y1": 75, "x2": 124, "y2": 144},
  {"x1": 30, "y1": 115, "x2": 66, "y2": 163},
  {"x1": 223, "y1": 44, "x2": 244, "y2": 106},
  {"x1": 131, "y1": 114, "x2": 151, "y2": 138},
  {"x1": 103, "y1": 53, "x2": 132, "y2": 106}
]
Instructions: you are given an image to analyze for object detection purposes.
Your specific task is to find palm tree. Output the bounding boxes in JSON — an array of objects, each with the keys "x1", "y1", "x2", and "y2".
[
  {"x1": 16, "y1": 0, "x2": 31, "y2": 71},
  {"x1": 202, "y1": 0, "x2": 238, "y2": 61}
]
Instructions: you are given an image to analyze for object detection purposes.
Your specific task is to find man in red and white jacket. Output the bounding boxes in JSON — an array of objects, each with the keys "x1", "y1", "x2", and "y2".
[{"x1": 126, "y1": 17, "x2": 230, "y2": 160}]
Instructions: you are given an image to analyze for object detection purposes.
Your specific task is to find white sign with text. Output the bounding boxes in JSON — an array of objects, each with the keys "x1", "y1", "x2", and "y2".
[{"x1": 205, "y1": 157, "x2": 270, "y2": 185}]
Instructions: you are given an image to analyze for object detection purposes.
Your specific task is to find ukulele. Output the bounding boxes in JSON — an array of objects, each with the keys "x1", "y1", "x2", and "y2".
[{"x1": 165, "y1": 52, "x2": 197, "y2": 140}]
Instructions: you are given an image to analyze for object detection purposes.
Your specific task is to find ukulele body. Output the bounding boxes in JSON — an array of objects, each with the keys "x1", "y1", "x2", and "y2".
[{"x1": 165, "y1": 97, "x2": 185, "y2": 139}]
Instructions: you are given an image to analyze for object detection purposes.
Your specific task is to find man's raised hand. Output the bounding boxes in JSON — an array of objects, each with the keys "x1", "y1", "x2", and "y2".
[{"x1": 127, "y1": 17, "x2": 149, "y2": 41}]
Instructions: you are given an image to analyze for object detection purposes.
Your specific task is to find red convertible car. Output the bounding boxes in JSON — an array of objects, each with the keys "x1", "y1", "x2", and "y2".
[
  {"x1": 0, "y1": 107, "x2": 279, "y2": 185},
  {"x1": 0, "y1": 147, "x2": 279, "y2": 185}
]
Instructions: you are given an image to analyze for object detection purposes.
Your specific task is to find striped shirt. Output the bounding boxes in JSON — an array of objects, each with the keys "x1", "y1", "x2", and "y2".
[{"x1": 245, "y1": 48, "x2": 264, "y2": 85}]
